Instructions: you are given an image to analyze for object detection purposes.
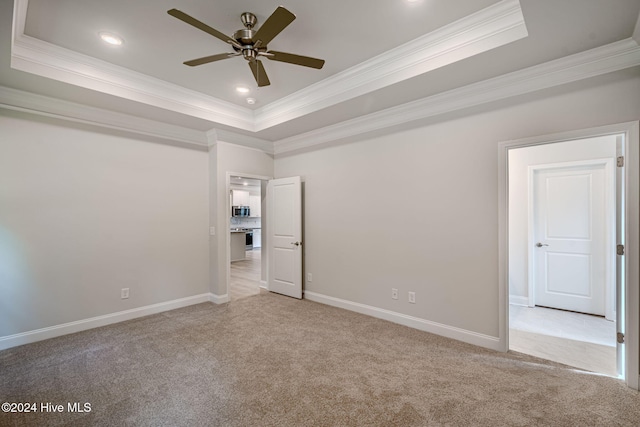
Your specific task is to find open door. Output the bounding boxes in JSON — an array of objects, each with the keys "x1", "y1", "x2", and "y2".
[{"x1": 267, "y1": 176, "x2": 302, "y2": 299}]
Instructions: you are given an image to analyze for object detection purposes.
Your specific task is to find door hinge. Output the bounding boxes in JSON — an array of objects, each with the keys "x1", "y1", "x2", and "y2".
[
  {"x1": 617, "y1": 156, "x2": 624, "y2": 167},
  {"x1": 617, "y1": 244, "x2": 625, "y2": 256},
  {"x1": 617, "y1": 332, "x2": 625, "y2": 344}
]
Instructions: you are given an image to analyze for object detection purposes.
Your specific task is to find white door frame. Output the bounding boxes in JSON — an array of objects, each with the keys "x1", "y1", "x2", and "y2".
[
  {"x1": 225, "y1": 171, "x2": 273, "y2": 299},
  {"x1": 527, "y1": 158, "x2": 616, "y2": 320},
  {"x1": 498, "y1": 121, "x2": 639, "y2": 390}
]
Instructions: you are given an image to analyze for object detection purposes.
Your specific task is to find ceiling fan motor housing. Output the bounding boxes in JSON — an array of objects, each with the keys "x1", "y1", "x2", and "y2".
[
  {"x1": 233, "y1": 28, "x2": 256, "y2": 46},
  {"x1": 233, "y1": 13, "x2": 268, "y2": 60}
]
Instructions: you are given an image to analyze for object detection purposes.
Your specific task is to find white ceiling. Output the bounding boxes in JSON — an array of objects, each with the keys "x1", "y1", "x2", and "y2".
[{"x1": 1, "y1": 0, "x2": 640, "y2": 147}]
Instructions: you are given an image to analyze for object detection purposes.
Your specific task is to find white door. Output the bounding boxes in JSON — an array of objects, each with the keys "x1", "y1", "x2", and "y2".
[
  {"x1": 267, "y1": 176, "x2": 302, "y2": 299},
  {"x1": 533, "y1": 164, "x2": 608, "y2": 315}
]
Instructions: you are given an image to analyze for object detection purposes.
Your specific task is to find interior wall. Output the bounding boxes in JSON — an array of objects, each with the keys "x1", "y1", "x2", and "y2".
[
  {"x1": 209, "y1": 141, "x2": 273, "y2": 297},
  {"x1": 274, "y1": 68, "x2": 640, "y2": 342},
  {"x1": 0, "y1": 109, "x2": 210, "y2": 338},
  {"x1": 508, "y1": 136, "x2": 617, "y2": 305}
]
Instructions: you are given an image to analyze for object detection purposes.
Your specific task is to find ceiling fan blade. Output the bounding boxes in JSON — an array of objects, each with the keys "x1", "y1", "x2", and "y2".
[
  {"x1": 248, "y1": 60, "x2": 271, "y2": 87},
  {"x1": 252, "y1": 6, "x2": 296, "y2": 47},
  {"x1": 183, "y1": 53, "x2": 240, "y2": 67},
  {"x1": 168, "y1": 9, "x2": 241, "y2": 49},
  {"x1": 265, "y1": 51, "x2": 325, "y2": 69}
]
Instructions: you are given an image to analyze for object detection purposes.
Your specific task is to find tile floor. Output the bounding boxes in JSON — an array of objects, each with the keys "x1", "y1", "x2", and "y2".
[
  {"x1": 509, "y1": 305, "x2": 618, "y2": 377},
  {"x1": 510, "y1": 305, "x2": 616, "y2": 346}
]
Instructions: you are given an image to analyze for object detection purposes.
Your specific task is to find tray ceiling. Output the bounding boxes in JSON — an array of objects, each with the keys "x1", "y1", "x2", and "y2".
[{"x1": 1, "y1": 0, "x2": 640, "y2": 148}]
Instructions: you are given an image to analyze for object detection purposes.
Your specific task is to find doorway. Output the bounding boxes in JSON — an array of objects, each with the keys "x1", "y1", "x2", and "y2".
[
  {"x1": 509, "y1": 137, "x2": 618, "y2": 377},
  {"x1": 498, "y1": 122, "x2": 640, "y2": 389},
  {"x1": 228, "y1": 175, "x2": 268, "y2": 301}
]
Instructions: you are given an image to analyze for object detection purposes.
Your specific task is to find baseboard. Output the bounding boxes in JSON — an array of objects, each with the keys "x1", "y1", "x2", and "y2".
[
  {"x1": 304, "y1": 291, "x2": 502, "y2": 351},
  {"x1": 259, "y1": 281, "x2": 268, "y2": 290},
  {"x1": 210, "y1": 293, "x2": 230, "y2": 304},
  {"x1": 509, "y1": 295, "x2": 530, "y2": 306},
  {"x1": 0, "y1": 293, "x2": 213, "y2": 351}
]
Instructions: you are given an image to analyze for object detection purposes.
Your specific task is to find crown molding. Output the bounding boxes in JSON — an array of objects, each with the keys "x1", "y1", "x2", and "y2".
[
  {"x1": 11, "y1": 1, "x2": 254, "y2": 131},
  {"x1": 11, "y1": 0, "x2": 526, "y2": 133},
  {"x1": 253, "y1": 0, "x2": 527, "y2": 131},
  {"x1": 0, "y1": 85, "x2": 276, "y2": 153},
  {"x1": 0, "y1": 85, "x2": 209, "y2": 148},
  {"x1": 206, "y1": 129, "x2": 274, "y2": 154},
  {"x1": 273, "y1": 38, "x2": 640, "y2": 155}
]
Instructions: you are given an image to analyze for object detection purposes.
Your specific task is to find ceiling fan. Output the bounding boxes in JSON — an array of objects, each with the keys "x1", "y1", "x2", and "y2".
[{"x1": 167, "y1": 6, "x2": 325, "y2": 87}]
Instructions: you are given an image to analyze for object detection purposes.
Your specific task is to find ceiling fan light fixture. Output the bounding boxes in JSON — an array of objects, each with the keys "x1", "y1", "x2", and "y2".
[
  {"x1": 99, "y1": 32, "x2": 124, "y2": 46},
  {"x1": 168, "y1": 6, "x2": 325, "y2": 88}
]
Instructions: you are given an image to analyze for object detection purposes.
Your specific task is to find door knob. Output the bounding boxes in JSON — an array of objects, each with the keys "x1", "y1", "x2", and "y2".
[{"x1": 536, "y1": 242, "x2": 549, "y2": 247}]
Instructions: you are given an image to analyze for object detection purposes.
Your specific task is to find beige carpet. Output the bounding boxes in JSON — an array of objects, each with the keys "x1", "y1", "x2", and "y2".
[{"x1": 1, "y1": 293, "x2": 638, "y2": 426}]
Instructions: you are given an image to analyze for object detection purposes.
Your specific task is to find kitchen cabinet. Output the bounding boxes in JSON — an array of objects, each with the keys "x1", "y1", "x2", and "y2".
[
  {"x1": 232, "y1": 190, "x2": 250, "y2": 206},
  {"x1": 253, "y1": 228, "x2": 261, "y2": 248},
  {"x1": 249, "y1": 195, "x2": 261, "y2": 217},
  {"x1": 230, "y1": 231, "x2": 246, "y2": 261}
]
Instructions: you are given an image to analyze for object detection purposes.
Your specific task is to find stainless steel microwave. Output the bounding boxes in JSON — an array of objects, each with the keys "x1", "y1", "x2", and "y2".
[{"x1": 232, "y1": 206, "x2": 250, "y2": 217}]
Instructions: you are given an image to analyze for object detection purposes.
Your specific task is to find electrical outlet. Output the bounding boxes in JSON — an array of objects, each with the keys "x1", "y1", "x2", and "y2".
[
  {"x1": 307, "y1": 273, "x2": 313, "y2": 282},
  {"x1": 121, "y1": 288, "x2": 129, "y2": 299},
  {"x1": 408, "y1": 291, "x2": 416, "y2": 304},
  {"x1": 392, "y1": 288, "x2": 398, "y2": 300},
  {"x1": 209, "y1": 227, "x2": 215, "y2": 236}
]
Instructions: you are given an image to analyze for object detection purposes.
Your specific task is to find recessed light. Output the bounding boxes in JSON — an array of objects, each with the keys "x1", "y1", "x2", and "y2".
[
  {"x1": 99, "y1": 32, "x2": 124, "y2": 46},
  {"x1": 246, "y1": 97, "x2": 256, "y2": 105},
  {"x1": 236, "y1": 86, "x2": 250, "y2": 94}
]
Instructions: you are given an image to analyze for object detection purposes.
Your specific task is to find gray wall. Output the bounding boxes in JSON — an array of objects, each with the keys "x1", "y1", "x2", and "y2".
[
  {"x1": 274, "y1": 69, "x2": 640, "y2": 340},
  {"x1": 0, "y1": 110, "x2": 210, "y2": 337}
]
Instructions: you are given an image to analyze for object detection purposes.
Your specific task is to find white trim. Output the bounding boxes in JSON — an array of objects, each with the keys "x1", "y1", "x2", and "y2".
[
  {"x1": 10, "y1": 0, "x2": 525, "y2": 133},
  {"x1": 253, "y1": 0, "x2": 527, "y2": 131},
  {"x1": 11, "y1": 0, "x2": 253, "y2": 131},
  {"x1": 509, "y1": 295, "x2": 529, "y2": 306},
  {"x1": 8, "y1": 0, "x2": 640, "y2": 154},
  {"x1": 208, "y1": 129, "x2": 273, "y2": 154},
  {"x1": 274, "y1": 39, "x2": 640, "y2": 154},
  {"x1": 0, "y1": 293, "x2": 214, "y2": 351},
  {"x1": 0, "y1": 86, "x2": 275, "y2": 154},
  {"x1": 625, "y1": 122, "x2": 640, "y2": 390},
  {"x1": 210, "y1": 293, "x2": 230, "y2": 304},
  {"x1": 7, "y1": 2, "x2": 640, "y2": 155},
  {"x1": 259, "y1": 280, "x2": 268, "y2": 290},
  {"x1": 0, "y1": 86, "x2": 209, "y2": 148},
  {"x1": 10, "y1": 34, "x2": 254, "y2": 130},
  {"x1": 498, "y1": 121, "x2": 640, "y2": 390},
  {"x1": 304, "y1": 291, "x2": 502, "y2": 351}
]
